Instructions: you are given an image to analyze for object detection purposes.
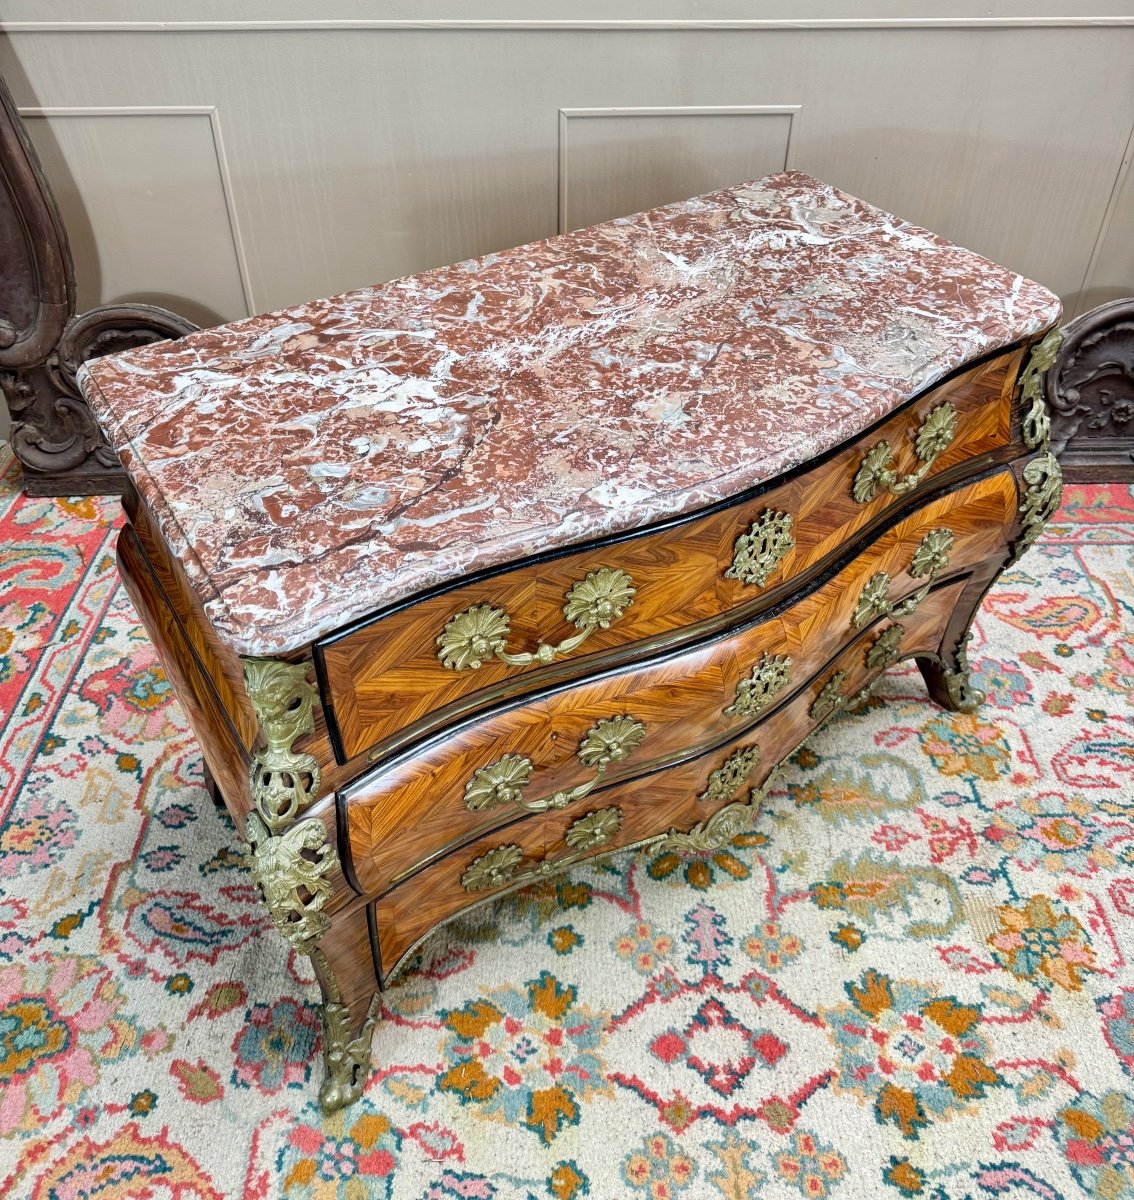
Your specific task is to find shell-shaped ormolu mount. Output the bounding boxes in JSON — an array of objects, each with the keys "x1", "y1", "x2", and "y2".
[
  {"x1": 437, "y1": 567, "x2": 635, "y2": 672},
  {"x1": 461, "y1": 715, "x2": 646, "y2": 816},
  {"x1": 577, "y1": 714, "x2": 646, "y2": 768},
  {"x1": 563, "y1": 805, "x2": 623, "y2": 852},
  {"x1": 852, "y1": 527, "x2": 955, "y2": 629},
  {"x1": 852, "y1": 401, "x2": 958, "y2": 504},
  {"x1": 810, "y1": 670, "x2": 849, "y2": 723},
  {"x1": 463, "y1": 753, "x2": 534, "y2": 812},
  {"x1": 562, "y1": 567, "x2": 636, "y2": 629},
  {"x1": 460, "y1": 807, "x2": 624, "y2": 894},
  {"x1": 866, "y1": 623, "x2": 905, "y2": 671},
  {"x1": 436, "y1": 603, "x2": 512, "y2": 671},
  {"x1": 852, "y1": 442, "x2": 897, "y2": 505},
  {"x1": 910, "y1": 527, "x2": 955, "y2": 579},
  {"x1": 852, "y1": 574, "x2": 893, "y2": 628},
  {"x1": 914, "y1": 401, "x2": 958, "y2": 462},
  {"x1": 461, "y1": 843, "x2": 526, "y2": 892}
]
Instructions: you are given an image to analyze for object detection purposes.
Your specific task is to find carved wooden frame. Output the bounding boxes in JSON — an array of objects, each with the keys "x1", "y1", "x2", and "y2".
[
  {"x1": 0, "y1": 71, "x2": 196, "y2": 495},
  {"x1": 1044, "y1": 297, "x2": 1134, "y2": 482}
]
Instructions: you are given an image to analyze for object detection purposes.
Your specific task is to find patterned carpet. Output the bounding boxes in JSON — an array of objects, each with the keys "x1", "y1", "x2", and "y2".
[{"x1": 1, "y1": 439, "x2": 1132, "y2": 1199}]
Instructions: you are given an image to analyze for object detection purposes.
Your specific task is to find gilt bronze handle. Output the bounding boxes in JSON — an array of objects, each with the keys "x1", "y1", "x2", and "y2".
[
  {"x1": 810, "y1": 669, "x2": 851, "y2": 723},
  {"x1": 810, "y1": 627, "x2": 909, "y2": 727},
  {"x1": 809, "y1": 668, "x2": 879, "y2": 724},
  {"x1": 437, "y1": 567, "x2": 635, "y2": 671},
  {"x1": 865, "y1": 623, "x2": 906, "y2": 671},
  {"x1": 852, "y1": 527, "x2": 954, "y2": 629},
  {"x1": 852, "y1": 402, "x2": 957, "y2": 504},
  {"x1": 460, "y1": 807, "x2": 624, "y2": 893},
  {"x1": 462, "y1": 716, "x2": 646, "y2": 814}
]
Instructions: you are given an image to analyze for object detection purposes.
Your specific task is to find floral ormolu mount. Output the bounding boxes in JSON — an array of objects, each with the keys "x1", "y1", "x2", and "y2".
[{"x1": 79, "y1": 172, "x2": 1063, "y2": 1109}]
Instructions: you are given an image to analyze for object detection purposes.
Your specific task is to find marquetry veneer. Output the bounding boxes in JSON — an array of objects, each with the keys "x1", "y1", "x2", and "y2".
[
  {"x1": 318, "y1": 347, "x2": 1019, "y2": 765},
  {"x1": 79, "y1": 171, "x2": 1064, "y2": 1111},
  {"x1": 342, "y1": 470, "x2": 1018, "y2": 898}
]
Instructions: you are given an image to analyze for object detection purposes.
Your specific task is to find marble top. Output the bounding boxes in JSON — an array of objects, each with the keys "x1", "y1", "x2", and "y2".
[{"x1": 80, "y1": 171, "x2": 1061, "y2": 657}]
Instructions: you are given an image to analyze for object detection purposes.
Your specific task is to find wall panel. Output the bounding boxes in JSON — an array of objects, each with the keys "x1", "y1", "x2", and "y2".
[
  {"x1": 558, "y1": 106, "x2": 799, "y2": 232},
  {"x1": 21, "y1": 107, "x2": 250, "y2": 323}
]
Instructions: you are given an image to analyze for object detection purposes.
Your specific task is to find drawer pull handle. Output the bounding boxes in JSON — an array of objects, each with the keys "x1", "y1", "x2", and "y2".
[
  {"x1": 726, "y1": 509, "x2": 795, "y2": 588},
  {"x1": 463, "y1": 715, "x2": 646, "y2": 814},
  {"x1": 865, "y1": 623, "x2": 906, "y2": 671},
  {"x1": 699, "y1": 744, "x2": 762, "y2": 804},
  {"x1": 852, "y1": 402, "x2": 958, "y2": 504},
  {"x1": 810, "y1": 669, "x2": 878, "y2": 724},
  {"x1": 813, "y1": 627, "x2": 910, "y2": 726},
  {"x1": 810, "y1": 670, "x2": 850, "y2": 723},
  {"x1": 437, "y1": 567, "x2": 636, "y2": 671},
  {"x1": 461, "y1": 806, "x2": 624, "y2": 893},
  {"x1": 725, "y1": 652, "x2": 793, "y2": 717},
  {"x1": 852, "y1": 527, "x2": 954, "y2": 629}
]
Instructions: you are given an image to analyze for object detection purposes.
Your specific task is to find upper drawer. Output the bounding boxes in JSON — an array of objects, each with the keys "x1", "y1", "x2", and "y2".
[
  {"x1": 318, "y1": 346, "x2": 1021, "y2": 764},
  {"x1": 341, "y1": 468, "x2": 1020, "y2": 898}
]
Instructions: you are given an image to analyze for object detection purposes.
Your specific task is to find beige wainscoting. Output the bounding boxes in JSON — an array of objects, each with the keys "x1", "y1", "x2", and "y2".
[{"x1": 1, "y1": 0, "x2": 1132, "y2": 440}]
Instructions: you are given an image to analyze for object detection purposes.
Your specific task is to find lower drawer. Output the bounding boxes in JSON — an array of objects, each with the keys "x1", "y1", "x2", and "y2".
[
  {"x1": 342, "y1": 470, "x2": 1017, "y2": 896},
  {"x1": 371, "y1": 576, "x2": 968, "y2": 979}
]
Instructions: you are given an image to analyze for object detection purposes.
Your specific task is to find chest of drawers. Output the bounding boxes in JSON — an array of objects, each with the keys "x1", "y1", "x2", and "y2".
[{"x1": 80, "y1": 171, "x2": 1063, "y2": 1112}]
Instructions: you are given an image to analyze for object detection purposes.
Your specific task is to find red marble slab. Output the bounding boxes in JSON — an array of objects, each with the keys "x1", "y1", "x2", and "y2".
[{"x1": 78, "y1": 171, "x2": 1061, "y2": 656}]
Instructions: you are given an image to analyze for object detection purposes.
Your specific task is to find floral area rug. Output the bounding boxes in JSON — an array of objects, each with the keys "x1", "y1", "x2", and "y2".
[{"x1": 1, "y1": 438, "x2": 1132, "y2": 1200}]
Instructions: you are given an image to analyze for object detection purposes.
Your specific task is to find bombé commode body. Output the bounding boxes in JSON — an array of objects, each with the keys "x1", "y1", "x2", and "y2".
[{"x1": 79, "y1": 171, "x2": 1064, "y2": 1110}]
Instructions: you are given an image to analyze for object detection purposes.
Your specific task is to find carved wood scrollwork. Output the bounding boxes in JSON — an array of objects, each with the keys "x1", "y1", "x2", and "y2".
[
  {"x1": 1043, "y1": 298, "x2": 1134, "y2": 482},
  {"x1": 0, "y1": 71, "x2": 197, "y2": 495}
]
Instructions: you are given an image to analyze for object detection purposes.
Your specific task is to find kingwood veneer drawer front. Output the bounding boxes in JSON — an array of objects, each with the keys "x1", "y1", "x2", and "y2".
[
  {"x1": 319, "y1": 347, "x2": 1021, "y2": 764},
  {"x1": 369, "y1": 573, "x2": 969, "y2": 978},
  {"x1": 342, "y1": 469, "x2": 1018, "y2": 897}
]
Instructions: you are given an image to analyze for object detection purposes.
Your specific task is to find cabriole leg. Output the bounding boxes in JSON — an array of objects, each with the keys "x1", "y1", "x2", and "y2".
[
  {"x1": 918, "y1": 392, "x2": 1064, "y2": 715},
  {"x1": 240, "y1": 654, "x2": 382, "y2": 1111},
  {"x1": 245, "y1": 803, "x2": 381, "y2": 1110},
  {"x1": 915, "y1": 567, "x2": 999, "y2": 714},
  {"x1": 310, "y1": 918, "x2": 382, "y2": 1112},
  {"x1": 918, "y1": 629, "x2": 984, "y2": 713}
]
